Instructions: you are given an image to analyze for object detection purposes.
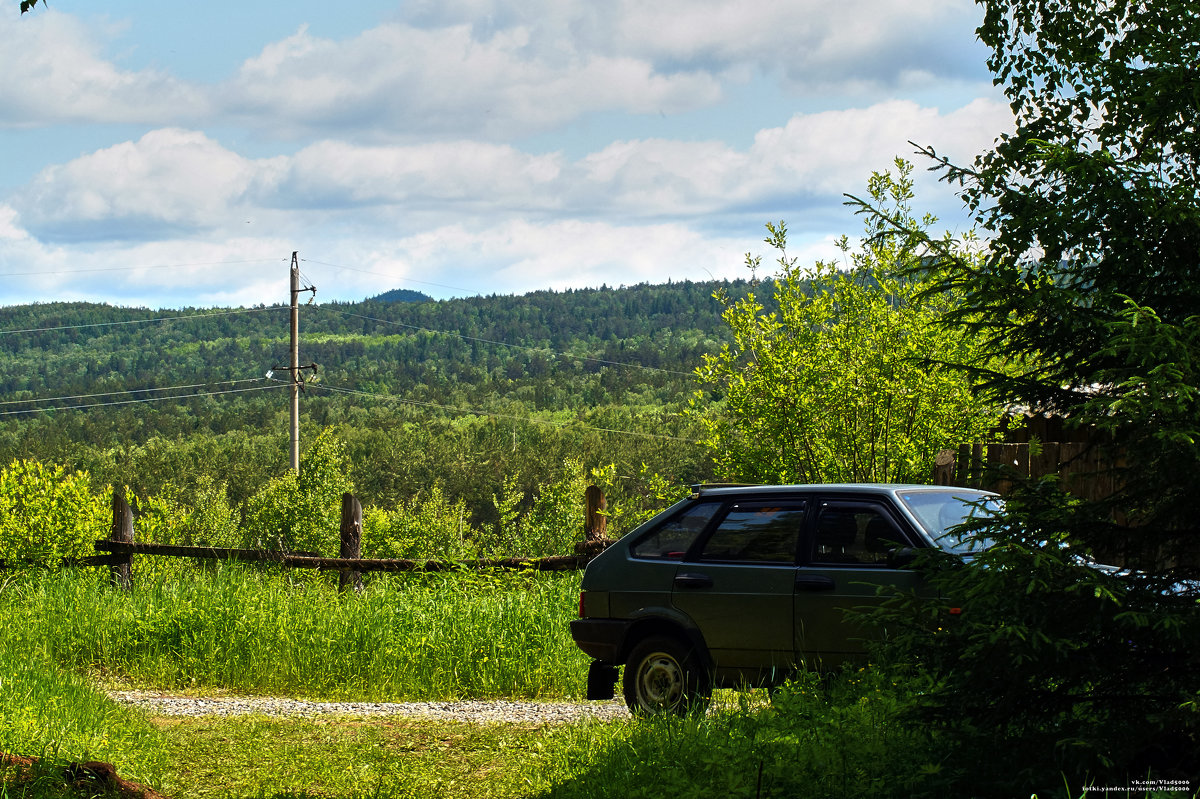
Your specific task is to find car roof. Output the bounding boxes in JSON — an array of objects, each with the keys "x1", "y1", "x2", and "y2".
[{"x1": 689, "y1": 483, "x2": 991, "y2": 499}]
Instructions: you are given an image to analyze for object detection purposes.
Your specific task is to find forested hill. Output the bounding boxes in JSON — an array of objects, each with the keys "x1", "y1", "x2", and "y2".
[
  {"x1": 0, "y1": 279, "x2": 754, "y2": 404},
  {"x1": 0, "y1": 279, "x2": 759, "y2": 517}
]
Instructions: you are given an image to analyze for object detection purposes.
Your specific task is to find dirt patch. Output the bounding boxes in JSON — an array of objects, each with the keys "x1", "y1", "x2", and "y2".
[{"x1": 1, "y1": 753, "x2": 170, "y2": 799}]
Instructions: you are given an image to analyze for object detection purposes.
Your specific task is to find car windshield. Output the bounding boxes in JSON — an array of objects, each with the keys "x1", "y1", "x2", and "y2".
[{"x1": 896, "y1": 489, "x2": 1000, "y2": 555}]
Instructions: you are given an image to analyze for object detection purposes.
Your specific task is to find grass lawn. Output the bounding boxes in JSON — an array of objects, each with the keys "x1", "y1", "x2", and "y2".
[{"x1": 151, "y1": 714, "x2": 554, "y2": 799}]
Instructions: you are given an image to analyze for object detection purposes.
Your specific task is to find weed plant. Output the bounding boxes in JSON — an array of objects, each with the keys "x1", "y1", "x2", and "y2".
[{"x1": 1, "y1": 564, "x2": 587, "y2": 700}]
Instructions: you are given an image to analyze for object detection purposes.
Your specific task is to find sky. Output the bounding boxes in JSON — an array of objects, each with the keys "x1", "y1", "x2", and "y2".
[{"x1": 0, "y1": 0, "x2": 1012, "y2": 309}]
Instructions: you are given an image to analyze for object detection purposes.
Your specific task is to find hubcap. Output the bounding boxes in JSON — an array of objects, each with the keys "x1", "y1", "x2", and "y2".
[{"x1": 636, "y1": 652, "x2": 684, "y2": 708}]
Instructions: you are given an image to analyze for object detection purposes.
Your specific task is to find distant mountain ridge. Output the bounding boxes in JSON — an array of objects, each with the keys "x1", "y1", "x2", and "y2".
[{"x1": 366, "y1": 288, "x2": 434, "y2": 304}]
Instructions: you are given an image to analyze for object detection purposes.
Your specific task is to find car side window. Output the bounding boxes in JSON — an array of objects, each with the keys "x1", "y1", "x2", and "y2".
[
  {"x1": 629, "y1": 501, "x2": 721, "y2": 559},
  {"x1": 695, "y1": 502, "x2": 805, "y2": 563},
  {"x1": 811, "y1": 504, "x2": 912, "y2": 565}
]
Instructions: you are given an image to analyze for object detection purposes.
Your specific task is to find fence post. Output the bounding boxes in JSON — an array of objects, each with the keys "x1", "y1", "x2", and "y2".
[
  {"x1": 932, "y1": 449, "x2": 956, "y2": 485},
  {"x1": 339, "y1": 493, "x2": 363, "y2": 593},
  {"x1": 110, "y1": 492, "x2": 134, "y2": 589},
  {"x1": 584, "y1": 485, "x2": 607, "y2": 541}
]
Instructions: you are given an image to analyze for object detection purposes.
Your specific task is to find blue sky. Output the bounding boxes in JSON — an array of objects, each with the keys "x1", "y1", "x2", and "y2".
[{"x1": 1, "y1": 0, "x2": 1010, "y2": 308}]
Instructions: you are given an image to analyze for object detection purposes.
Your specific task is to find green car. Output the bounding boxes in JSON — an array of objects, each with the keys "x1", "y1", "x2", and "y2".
[{"x1": 570, "y1": 483, "x2": 995, "y2": 714}]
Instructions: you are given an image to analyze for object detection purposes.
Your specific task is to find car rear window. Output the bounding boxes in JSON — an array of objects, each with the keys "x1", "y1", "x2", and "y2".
[{"x1": 629, "y1": 501, "x2": 721, "y2": 559}]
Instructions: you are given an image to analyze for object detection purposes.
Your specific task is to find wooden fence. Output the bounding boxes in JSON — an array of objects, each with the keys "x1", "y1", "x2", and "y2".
[
  {"x1": 932, "y1": 441, "x2": 1121, "y2": 502},
  {"x1": 3, "y1": 488, "x2": 613, "y2": 590}
]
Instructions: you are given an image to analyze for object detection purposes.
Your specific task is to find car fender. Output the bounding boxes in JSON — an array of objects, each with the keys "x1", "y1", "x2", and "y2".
[{"x1": 618, "y1": 608, "x2": 712, "y2": 668}]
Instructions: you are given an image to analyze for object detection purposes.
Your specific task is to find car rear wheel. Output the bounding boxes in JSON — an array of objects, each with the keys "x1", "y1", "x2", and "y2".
[{"x1": 622, "y1": 635, "x2": 711, "y2": 716}]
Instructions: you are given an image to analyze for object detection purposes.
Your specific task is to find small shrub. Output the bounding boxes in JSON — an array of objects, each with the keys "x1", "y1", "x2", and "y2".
[
  {"x1": 362, "y1": 484, "x2": 475, "y2": 561},
  {"x1": 0, "y1": 459, "x2": 108, "y2": 567},
  {"x1": 243, "y1": 429, "x2": 352, "y2": 554}
]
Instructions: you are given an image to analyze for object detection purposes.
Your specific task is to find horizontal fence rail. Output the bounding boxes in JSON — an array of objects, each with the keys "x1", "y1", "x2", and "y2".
[
  {"x1": 0, "y1": 487, "x2": 615, "y2": 587},
  {"x1": 92, "y1": 541, "x2": 589, "y2": 573}
]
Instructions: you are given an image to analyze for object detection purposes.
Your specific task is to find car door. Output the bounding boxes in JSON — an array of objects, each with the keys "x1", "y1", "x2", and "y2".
[
  {"x1": 669, "y1": 499, "x2": 806, "y2": 675},
  {"x1": 793, "y1": 498, "x2": 922, "y2": 668}
]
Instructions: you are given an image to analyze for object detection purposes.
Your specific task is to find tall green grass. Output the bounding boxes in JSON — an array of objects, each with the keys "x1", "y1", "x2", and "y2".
[
  {"x1": 0, "y1": 625, "x2": 165, "y2": 787},
  {"x1": 530, "y1": 671, "x2": 942, "y2": 799},
  {"x1": 2, "y1": 565, "x2": 587, "y2": 700}
]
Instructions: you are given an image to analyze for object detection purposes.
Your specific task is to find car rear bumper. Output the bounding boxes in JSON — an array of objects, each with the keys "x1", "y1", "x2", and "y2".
[{"x1": 569, "y1": 618, "x2": 630, "y2": 663}]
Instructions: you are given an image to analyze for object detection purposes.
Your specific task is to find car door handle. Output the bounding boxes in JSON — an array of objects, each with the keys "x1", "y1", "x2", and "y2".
[
  {"x1": 674, "y1": 573, "x2": 713, "y2": 589},
  {"x1": 795, "y1": 574, "x2": 836, "y2": 591}
]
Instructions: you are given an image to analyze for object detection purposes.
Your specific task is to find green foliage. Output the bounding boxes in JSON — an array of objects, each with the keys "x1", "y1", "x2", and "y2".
[
  {"x1": 0, "y1": 460, "x2": 108, "y2": 567},
  {"x1": 135, "y1": 475, "x2": 241, "y2": 549},
  {"x1": 866, "y1": 478, "x2": 1200, "y2": 793},
  {"x1": 536, "y1": 672, "x2": 937, "y2": 799},
  {"x1": 362, "y1": 483, "x2": 475, "y2": 561},
  {"x1": 483, "y1": 459, "x2": 588, "y2": 557},
  {"x1": 880, "y1": 0, "x2": 1200, "y2": 562},
  {"x1": 840, "y1": 1, "x2": 1200, "y2": 792},
  {"x1": 243, "y1": 429, "x2": 353, "y2": 554},
  {"x1": 694, "y1": 162, "x2": 1003, "y2": 484},
  {"x1": 132, "y1": 476, "x2": 243, "y2": 583}
]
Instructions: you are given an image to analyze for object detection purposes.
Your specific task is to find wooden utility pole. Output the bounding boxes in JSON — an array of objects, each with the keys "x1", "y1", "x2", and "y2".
[{"x1": 289, "y1": 252, "x2": 301, "y2": 474}]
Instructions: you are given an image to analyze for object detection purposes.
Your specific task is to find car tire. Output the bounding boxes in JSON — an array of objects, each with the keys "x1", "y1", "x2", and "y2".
[{"x1": 622, "y1": 635, "x2": 712, "y2": 716}]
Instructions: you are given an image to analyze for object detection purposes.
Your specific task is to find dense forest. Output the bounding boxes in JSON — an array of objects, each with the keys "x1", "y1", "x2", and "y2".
[{"x1": 0, "y1": 280, "x2": 766, "y2": 530}]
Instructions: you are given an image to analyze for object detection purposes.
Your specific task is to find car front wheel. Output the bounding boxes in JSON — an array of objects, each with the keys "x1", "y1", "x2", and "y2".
[{"x1": 622, "y1": 635, "x2": 711, "y2": 716}]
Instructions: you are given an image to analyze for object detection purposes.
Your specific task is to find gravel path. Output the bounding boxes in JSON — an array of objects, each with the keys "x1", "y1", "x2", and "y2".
[{"x1": 109, "y1": 691, "x2": 630, "y2": 725}]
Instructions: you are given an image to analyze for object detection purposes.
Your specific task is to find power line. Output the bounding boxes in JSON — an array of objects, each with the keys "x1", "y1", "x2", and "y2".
[
  {"x1": 310, "y1": 382, "x2": 699, "y2": 443},
  {"x1": 0, "y1": 378, "x2": 267, "y2": 407},
  {"x1": 0, "y1": 380, "x2": 286, "y2": 417},
  {"x1": 0, "y1": 306, "x2": 287, "y2": 336}
]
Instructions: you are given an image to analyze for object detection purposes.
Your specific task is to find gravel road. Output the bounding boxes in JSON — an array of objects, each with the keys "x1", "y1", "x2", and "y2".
[{"x1": 109, "y1": 691, "x2": 630, "y2": 725}]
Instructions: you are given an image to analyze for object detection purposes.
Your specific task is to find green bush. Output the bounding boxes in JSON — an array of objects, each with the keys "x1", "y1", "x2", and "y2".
[
  {"x1": 362, "y1": 483, "x2": 475, "y2": 561},
  {"x1": 0, "y1": 459, "x2": 108, "y2": 567},
  {"x1": 243, "y1": 429, "x2": 353, "y2": 554},
  {"x1": 866, "y1": 477, "x2": 1200, "y2": 795}
]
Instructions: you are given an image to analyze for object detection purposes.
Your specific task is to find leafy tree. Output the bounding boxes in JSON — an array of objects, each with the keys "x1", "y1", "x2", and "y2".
[
  {"x1": 853, "y1": 0, "x2": 1200, "y2": 787},
  {"x1": 693, "y1": 162, "x2": 1004, "y2": 484},
  {"x1": 481, "y1": 460, "x2": 589, "y2": 557},
  {"x1": 243, "y1": 428, "x2": 353, "y2": 554},
  {"x1": 0, "y1": 459, "x2": 108, "y2": 566},
  {"x1": 881, "y1": 0, "x2": 1200, "y2": 562}
]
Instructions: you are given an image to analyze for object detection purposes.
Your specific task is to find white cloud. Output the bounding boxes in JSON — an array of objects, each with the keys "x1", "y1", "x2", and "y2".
[
  {"x1": 401, "y1": 0, "x2": 989, "y2": 93},
  {"x1": 15, "y1": 129, "x2": 272, "y2": 240},
  {"x1": 0, "y1": 205, "x2": 28, "y2": 242},
  {"x1": 0, "y1": 11, "x2": 207, "y2": 127},
  {"x1": 275, "y1": 140, "x2": 565, "y2": 208},
  {"x1": 11, "y1": 97, "x2": 1009, "y2": 247},
  {"x1": 220, "y1": 22, "x2": 723, "y2": 140},
  {"x1": 2, "y1": 1, "x2": 989, "y2": 139}
]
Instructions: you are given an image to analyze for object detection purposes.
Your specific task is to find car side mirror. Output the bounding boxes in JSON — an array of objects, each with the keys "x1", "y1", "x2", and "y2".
[{"x1": 888, "y1": 547, "x2": 919, "y2": 569}]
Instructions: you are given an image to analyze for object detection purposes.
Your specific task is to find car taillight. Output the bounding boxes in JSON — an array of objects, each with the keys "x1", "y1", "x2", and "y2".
[{"x1": 578, "y1": 591, "x2": 586, "y2": 618}]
